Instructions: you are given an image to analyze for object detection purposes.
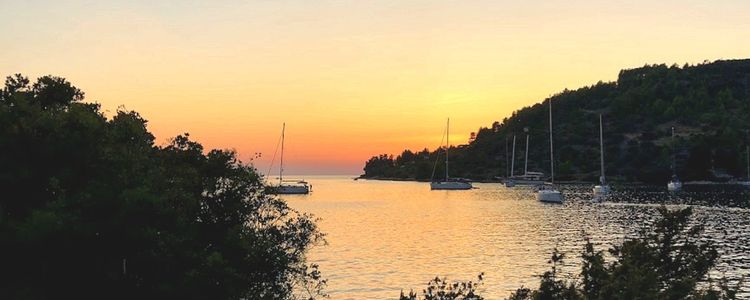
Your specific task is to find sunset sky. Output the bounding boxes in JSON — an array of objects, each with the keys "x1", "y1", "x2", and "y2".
[{"x1": 2, "y1": 0, "x2": 749, "y2": 174}]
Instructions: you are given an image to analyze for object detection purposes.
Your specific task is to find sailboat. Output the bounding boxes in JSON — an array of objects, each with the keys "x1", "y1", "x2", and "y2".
[
  {"x1": 504, "y1": 135, "x2": 516, "y2": 187},
  {"x1": 431, "y1": 118, "x2": 472, "y2": 190},
  {"x1": 592, "y1": 114, "x2": 610, "y2": 200},
  {"x1": 510, "y1": 128, "x2": 546, "y2": 185},
  {"x1": 667, "y1": 127, "x2": 682, "y2": 192},
  {"x1": 273, "y1": 123, "x2": 311, "y2": 195},
  {"x1": 537, "y1": 99, "x2": 564, "y2": 203}
]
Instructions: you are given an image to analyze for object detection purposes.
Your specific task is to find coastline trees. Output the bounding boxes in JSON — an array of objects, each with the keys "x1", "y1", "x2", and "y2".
[
  {"x1": 364, "y1": 59, "x2": 750, "y2": 183},
  {"x1": 0, "y1": 74, "x2": 325, "y2": 299}
]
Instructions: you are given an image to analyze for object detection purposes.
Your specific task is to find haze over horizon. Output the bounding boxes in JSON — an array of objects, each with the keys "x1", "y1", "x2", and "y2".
[{"x1": 2, "y1": 0, "x2": 749, "y2": 175}]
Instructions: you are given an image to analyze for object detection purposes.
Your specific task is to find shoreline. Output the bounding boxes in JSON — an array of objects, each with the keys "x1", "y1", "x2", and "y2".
[
  {"x1": 356, "y1": 176, "x2": 750, "y2": 186},
  {"x1": 356, "y1": 176, "x2": 595, "y2": 184}
]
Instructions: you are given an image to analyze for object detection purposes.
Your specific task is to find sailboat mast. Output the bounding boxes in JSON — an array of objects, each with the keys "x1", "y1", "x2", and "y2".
[
  {"x1": 549, "y1": 99, "x2": 555, "y2": 184},
  {"x1": 505, "y1": 136, "x2": 509, "y2": 178},
  {"x1": 511, "y1": 135, "x2": 516, "y2": 177},
  {"x1": 446, "y1": 118, "x2": 450, "y2": 180},
  {"x1": 599, "y1": 114, "x2": 605, "y2": 185},
  {"x1": 280, "y1": 123, "x2": 285, "y2": 184},
  {"x1": 524, "y1": 133, "x2": 529, "y2": 175},
  {"x1": 671, "y1": 127, "x2": 676, "y2": 176}
]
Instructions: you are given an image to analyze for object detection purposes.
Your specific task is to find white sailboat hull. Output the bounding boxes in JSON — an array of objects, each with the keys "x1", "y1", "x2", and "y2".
[
  {"x1": 272, "y1": 123, "x2": 312, "y2": 195},
  {"x1": 431, "y1": 181, "x2": 472, "y2": 190},
  {"x1": 592, "y1": 114, "x2": 609, "y2": 202},
  {"x1": 277, "y1": 184, "x2": 310, "y2": 194},
  {"x1": 593, "y1": 185, "x2": 610, "y2": 196},
  {"x1": 592, "y1": 185, "x2": 610, "y2": 202},
  {"x1": 537, "y1": 189, "x2": 564, "y2": 203},
  {"x1": 667, "y1": 180, "x2": 682, "y2": 192}
]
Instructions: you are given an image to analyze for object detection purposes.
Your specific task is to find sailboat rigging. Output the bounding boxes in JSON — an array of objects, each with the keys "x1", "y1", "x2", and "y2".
[
  {"x1": 667, "y1": 127, "x2": 682, "y2": 192},
  {"x1": 509, "y1": 127, "x2": 545, "y2": 185},
  {"x1": 270, "y1": 123, "x2": 311, "y2": 194},
  {"x1": 505, "y1": 135, "x2": 517, "y2": 187},
  {"x1": 593, "y1": 114, "x2": 610, "y2": 200},
  {"x1": 431, "y1": 118, "x2": 472, "y2": 190},
  {"x1": 537, "y1": 99, "x2": 564, "y2": 203}
]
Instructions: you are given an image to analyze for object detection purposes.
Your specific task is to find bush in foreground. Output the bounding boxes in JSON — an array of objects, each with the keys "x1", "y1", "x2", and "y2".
[
  {"x1": 403, "y1": 207, "x2": 739, "y2": 300},
  {"x1": 399, "y1": 274, "x2": 484, "y2": 300}
]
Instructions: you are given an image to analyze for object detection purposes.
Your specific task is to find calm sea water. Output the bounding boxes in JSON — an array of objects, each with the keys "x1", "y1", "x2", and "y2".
[{"x1": 284, "y1": 176, "x2": 750, "y2": 299}]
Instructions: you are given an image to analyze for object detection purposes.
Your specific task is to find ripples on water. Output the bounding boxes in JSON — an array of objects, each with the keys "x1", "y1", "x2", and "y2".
[{"x1": 284, "y1": 177, "x2": 750, "y2": 299}]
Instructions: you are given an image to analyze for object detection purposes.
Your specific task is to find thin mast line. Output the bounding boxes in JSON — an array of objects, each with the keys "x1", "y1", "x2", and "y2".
[
  {"x1": 265, "y1": 128, "x2": 283, "y2": 180},
  {"x1": 549, "y1": 99, "x2": 555, "y2": 184},
  {"x1": 505, "y1": 136, "x2": 509, "y2": 178},
  {"x1": 430, "y1": 123, "x2": 448, "y2": 182},
  {"x1": 600, "y1": 114, "x2": 605, "y2": 185},
  {"x1": 511, "y1": 135, "x2": 516, "y2": 177},
  {"x1": 524, "y1": 134, "x2": 529, "y2": 175},
  {"x1": 280, "y1": 123, "x2": 285, "y2": 184},
  {"x1": 672, "y1": 127, "x2": 677, "y2": 176},
  {"x1": 446, "y1": 118, "x2": 450, "y2": 180}
]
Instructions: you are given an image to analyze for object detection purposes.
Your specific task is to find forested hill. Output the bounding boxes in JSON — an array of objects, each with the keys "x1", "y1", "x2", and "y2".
[{"x1": 362, "y1": 59, "x2": 750, "y2": 183}]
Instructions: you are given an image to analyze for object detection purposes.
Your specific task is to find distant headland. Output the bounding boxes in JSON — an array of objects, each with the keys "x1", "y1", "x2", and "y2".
[{"x1": 361, "y1": 59, "x2": 750, "y2": 184}]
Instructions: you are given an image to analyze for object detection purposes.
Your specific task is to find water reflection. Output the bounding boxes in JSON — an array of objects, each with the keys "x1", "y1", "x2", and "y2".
[{"x1": 285, "y1": 177, "x2": 750, "y2": 299}]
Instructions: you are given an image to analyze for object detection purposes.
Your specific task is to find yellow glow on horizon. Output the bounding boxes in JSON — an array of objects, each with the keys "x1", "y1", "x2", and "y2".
[{"x1": 2, "y1": 0, "x2": 749, "y2": 174}]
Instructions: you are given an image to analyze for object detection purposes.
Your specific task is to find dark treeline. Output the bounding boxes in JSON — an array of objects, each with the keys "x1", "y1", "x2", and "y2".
[
  {"x1": 364, "y1": 59, "x2": 750, "y2": 183},
  {"x1": 0, "y1": 74, "x2": 325, "y2": 299}
]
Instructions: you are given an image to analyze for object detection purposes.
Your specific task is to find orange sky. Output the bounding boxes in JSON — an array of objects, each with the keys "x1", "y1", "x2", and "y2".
[{"x1": 2, "y1": 0, "x2": 749, "y2": 174}]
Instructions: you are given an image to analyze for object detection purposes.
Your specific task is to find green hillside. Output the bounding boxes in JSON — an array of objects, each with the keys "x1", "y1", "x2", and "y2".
[{"x1": 362, "y1": 59, "x2": 750, "y2": 183}]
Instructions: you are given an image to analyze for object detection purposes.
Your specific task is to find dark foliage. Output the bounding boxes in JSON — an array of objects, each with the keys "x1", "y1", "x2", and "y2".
[
  {"x1": 0, "y1": 74, "x2": 325, "y2": 299},
  {"x1": 405, "y1": 207, "x2": 739, "y2": 299},
  {"x1": 364, "y1": 59, "x2": 750, "y2": 183},
  {"x1": 400, "y1": 274, "x2": 484, "y2": 300},
  {"x1": 508, "y1": 207, "x2": 737, "y2": 299}
]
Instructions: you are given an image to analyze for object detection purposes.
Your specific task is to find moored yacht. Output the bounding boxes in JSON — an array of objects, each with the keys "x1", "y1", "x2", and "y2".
[
  {"x1": 431, "y1": 179, "x2": 472, "y2": 190},
  {"x1": 592, "y1": 114, "x2": 610, "y2": 201},
  {"x1": 592, "y1": 184, "x2": 610, "y2": 199},
  {"x1": 270, "y1": 123, "x2": 311, "y2": 195},
  {"x1": 667, "y1": 175, "x2": 682, "y2": 192},
  {"x1": 431, "y1": 118, "x2": 472, "y2": 190},
  {"x1": 537, "y1": 98, "x2": 563, "y2": 203},
  {"x1": 277, "y1": 180, "x2": 311, "y2": 194},
  {"x1": 666, "y1": 127, "x2": 682, "y2": 192},
  {"x1": 508, "y1": 128, "x2": 546, "y2": 186},
  {"x1": 537, "y1": 185, "x2": 563, "y2": 203}
]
